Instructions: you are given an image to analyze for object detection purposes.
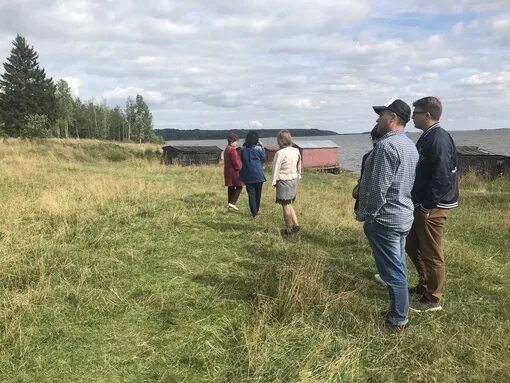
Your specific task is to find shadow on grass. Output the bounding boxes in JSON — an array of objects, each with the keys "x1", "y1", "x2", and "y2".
[
  {"x1": 192, "y1": 273, "x2": 257, "y2": 301},
  {"x1": 200, "y1": 218, "x2": 254, "y2": 233},
  {"x1": 300, "y1": 227, "x2": 384, "y2": 295},
  {"x1": 178, "y1": 192, "x2": 219, "y2": 209}
]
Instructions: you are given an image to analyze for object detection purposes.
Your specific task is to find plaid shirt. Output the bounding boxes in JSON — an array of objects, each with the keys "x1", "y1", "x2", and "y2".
[{"x1": 356, "y1": 129, "x2": 418, "y2": 232}]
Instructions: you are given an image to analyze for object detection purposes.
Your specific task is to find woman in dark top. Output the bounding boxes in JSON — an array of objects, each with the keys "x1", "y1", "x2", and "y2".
[
  {"x1": 352, "y1": 125, "x2": 382, "y2": 210},
  {"x1": 239, "y1": 131, "x2": 266, "y2": 217},
  {"x1": 353, "y1": 124, "x2": 386, "y2": 286},
  {"x1": 223, "y1": 133, "x2": 244, "y2": 211}
]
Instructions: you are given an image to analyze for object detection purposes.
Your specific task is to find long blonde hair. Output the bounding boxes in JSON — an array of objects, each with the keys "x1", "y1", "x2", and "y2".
[{"x1": 277, "y1": 130, "x2": 293, "y2": 149}]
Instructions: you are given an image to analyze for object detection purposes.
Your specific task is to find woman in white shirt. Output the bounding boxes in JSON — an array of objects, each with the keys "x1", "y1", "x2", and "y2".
[{"x1": 272, "y1": 130, "x2": 302, "y2": 235}]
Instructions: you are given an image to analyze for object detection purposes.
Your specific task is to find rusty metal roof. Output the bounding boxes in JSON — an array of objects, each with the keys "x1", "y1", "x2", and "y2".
[{"x1": 293, "y1": 140, "x2": 339, "y2": 149}]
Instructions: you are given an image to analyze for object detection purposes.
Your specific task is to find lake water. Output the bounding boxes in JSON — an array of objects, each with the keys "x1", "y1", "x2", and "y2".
[{"x1": 165, "y1": 129, "x2": 510, "y2": 173}]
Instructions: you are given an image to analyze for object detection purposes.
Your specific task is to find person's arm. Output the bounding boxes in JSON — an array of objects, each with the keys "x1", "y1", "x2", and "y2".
[
  {"x1": 231, "y1": 147, "x2": 242, "y2": 171},
  {"x1": 363, "y1": 144, "x2": 398, "y2": 221},
  {"x1": 252, "y1": 143, "x2": 266, "y2": 162},
  {"x1": 422, "y1": 135, "x2": 454, "y2": 210},
  {"x1": 296, "y1": 150, "x2": 302, "y2": 179},
  {"x1": 272, "y1": 150, "x2": 282, "y2": 186}
]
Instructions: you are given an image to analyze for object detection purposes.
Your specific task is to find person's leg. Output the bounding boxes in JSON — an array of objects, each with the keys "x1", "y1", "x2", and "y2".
[
  {"x1": 417, "y1": 208, "x2": 449, "y2": 302},
  {"x1": 245, "y1": 183, "x2": 257, "y2": 216},
  {"x1": 289, "y1": 205, "x2": 298, "y2": 227},
  {"x1": 254, "y1": 182, "x2": 263, "y2": 214},
  {"x1": 282, "y1": 204, "x2": 293, "y2": 228},
  {"x1": 406, "y1": 213, "x2": 428, "y2": 292},
  {"x1": 227, "y1": 186, "x2": 234, "y2": 204},
  {"x1": 364, "y1": 221, "x2": 409, "y2": 326},
  {"x1": 231, "y1": 186, "x2": 243, "y2": 205}
]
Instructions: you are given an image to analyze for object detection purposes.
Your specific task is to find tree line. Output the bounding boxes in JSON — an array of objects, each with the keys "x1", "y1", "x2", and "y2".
[
  {"x1": 156, "y1": 128, "x2": 338, "y2": 141},
  {"x1": 0, "y1": 34, "x2": 162, "y2": 143}
]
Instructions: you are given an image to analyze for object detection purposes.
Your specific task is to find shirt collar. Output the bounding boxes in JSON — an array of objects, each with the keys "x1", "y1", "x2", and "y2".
[
  {"x1": 421, "y1": 122, "x2": 441, "y2": 137},
  {"x1": 379, "y1": 128, "x2": 406, "y2": 140}
]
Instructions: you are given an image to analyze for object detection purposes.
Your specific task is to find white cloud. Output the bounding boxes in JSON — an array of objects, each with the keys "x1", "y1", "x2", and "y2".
[
  {"x1": 459, "y1": 71, "x2": 510, "y2": 87},
  {"x1": 427, "y1": 57, "x2": 464, "y2": 69},
  {"x1": 248, "y1": 120, "x2": 264, "y2": 129},
  {"x1": 452, "y1": 22, "x2": 464, "y2": 35},
  {"x1": 62, "y1": 77, "x2": 82, "y2": 97},
  {"x1": 492, "y1": 18, "x2": 510, "y2": 31},
  {"x1": 103, "y1": 87, "x2": 166, "y2": 103}
]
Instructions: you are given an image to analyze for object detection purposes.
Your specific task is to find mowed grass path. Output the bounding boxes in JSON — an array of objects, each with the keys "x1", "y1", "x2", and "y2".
[{"x1": 0, "y1": 139, "x2": 509, "y2": 382}]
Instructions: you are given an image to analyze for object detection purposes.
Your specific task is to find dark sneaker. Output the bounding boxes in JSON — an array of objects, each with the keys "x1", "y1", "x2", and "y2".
[
  {"x1": 408, "y1": 285, "x2": 425, "y2": 295},
  {"x1": 409, "y1": 298, "x2": 442, "y2": 312},
  {"x1": 382, "y1": 320, "x2": 407, "y2": 333},
  {"x1": 291, "y1": 225, "x2": 301, "y2": 233},
  {"x1": 280, "y1": 228, "x2": 292, "y2": 236}
]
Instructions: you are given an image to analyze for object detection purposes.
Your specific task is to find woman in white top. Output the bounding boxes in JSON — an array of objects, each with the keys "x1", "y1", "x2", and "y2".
[{"x1": 272, "y1": 130, "x2": 302, "y2": 235}]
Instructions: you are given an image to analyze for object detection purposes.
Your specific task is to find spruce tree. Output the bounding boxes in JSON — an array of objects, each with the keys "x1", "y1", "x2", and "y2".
[{"x1": 0, "y1": 34, "x2": 56, "y2": 137}]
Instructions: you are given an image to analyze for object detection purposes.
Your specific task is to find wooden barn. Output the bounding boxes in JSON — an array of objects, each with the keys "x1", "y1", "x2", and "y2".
[
  {"x1": 162, "y1": 145, "x2": 222, "y2": 165},
  {"x1": 264, "y1": 140, "x2": 340, "y2": 172},
  {"x1": 294, "y1": 140, "x2": 339, "y2": 170},
  {"x1": 263, "y1": 145, "x2": 280, "y2": 164},
  {"x1": 457, "y1": 146, "x2": 510, "y2": 178}
]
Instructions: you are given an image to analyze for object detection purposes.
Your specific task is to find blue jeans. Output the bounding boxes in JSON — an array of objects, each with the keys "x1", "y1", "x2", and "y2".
[
  {"x1": 364, "y1": 220, "x2": 409, "y2": 326},
  {"x1": 245, "y1": 182, "x2": 263, "y2": 217}
]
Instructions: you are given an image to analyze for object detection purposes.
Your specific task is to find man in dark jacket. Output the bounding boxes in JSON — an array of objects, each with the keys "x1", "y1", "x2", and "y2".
[{"x1": 406, "y1": 97, "x2": 459, "y2": 312}]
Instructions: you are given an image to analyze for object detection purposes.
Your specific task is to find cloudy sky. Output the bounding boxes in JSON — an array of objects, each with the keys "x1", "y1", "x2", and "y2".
[{"x1": 1, "y1": 0, "x2": 509, "y2": 133}]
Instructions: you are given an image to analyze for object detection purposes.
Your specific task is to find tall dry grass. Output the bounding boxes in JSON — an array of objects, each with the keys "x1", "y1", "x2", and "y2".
[{"x1": 0, "y1": 138, "x2": 509, "y2": 382}]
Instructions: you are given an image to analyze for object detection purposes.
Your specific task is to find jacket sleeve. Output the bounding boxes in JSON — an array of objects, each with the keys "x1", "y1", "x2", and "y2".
[
  {"x1": 272, "y1": 150, "x2": 281, "y2": 186},
  {"x1": 363, "y1": 144, "x2": 398, "y2": 221},
  {"x1": 257, "y1": 145, "x2": 266, "y2": 162},
  {"x1": 422, "y1": 136, "x2": 455, "y2": 209},
  {"x1": 297, "y1": 151, "x2": 302, "y2": 179},
  {"x1": 231, "y1": 148, "x2": 242, "y2": 171}
]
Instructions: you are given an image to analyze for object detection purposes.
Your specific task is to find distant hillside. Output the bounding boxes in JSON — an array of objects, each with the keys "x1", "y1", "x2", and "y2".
[{"x1": 154, "y1": 128, "x2": 338, "y2": 140}]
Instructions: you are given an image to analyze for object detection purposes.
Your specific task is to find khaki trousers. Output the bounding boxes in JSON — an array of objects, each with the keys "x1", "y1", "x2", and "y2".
[{"x1": 406, "y1": 208, "x2": 450, "y2": 302}]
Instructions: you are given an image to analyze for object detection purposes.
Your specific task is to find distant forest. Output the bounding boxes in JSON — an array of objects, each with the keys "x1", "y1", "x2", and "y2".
[{"x1": 155, "y1": 128, "x2": 338, "y2": 140}]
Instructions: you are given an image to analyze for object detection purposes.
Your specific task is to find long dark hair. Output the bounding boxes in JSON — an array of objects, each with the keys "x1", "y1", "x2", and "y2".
[{"x1": 244, "y1": 130, "x2": 259, "y2": 147}]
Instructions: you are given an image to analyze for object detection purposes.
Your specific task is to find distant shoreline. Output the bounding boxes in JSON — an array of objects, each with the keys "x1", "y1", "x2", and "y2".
[
  {"x1": 155, "y1": 128, "x2": 339, "y2": 140},
  {"x1": 156, "y1": 127, "x2": 509, "y2": 140}
]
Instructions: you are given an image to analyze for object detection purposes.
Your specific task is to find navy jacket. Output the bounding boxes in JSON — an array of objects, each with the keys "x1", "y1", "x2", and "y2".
[
  {"x1": 239, "y1": 145, "x2": 266, "y2": 184},
  {"x1": 412, "y1": 123, "x2": 459, "y2": 210}
]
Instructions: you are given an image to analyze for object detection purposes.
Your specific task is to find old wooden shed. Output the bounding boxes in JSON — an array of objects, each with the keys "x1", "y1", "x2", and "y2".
[
  {"x1": 293, "y1": 140, "x2": 340, "y2": 170},
  {"x1": 162, "y1": 145, "x2": 222, "y2": 165},
  {"x1": 263, "y1": 145, "x2": 280, "y2": 164},
  {"x1": 264, "y1": 140, "x2": 340, "y2": 171},
  {"x1": 457, "y1": 146, "x2": 510, "y2": 178}
]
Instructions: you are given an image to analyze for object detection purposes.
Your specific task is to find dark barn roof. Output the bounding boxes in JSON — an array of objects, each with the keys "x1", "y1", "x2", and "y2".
[
  {"x1": 162, "y1": 145, "x2": 222, "y2": 153},
  {"x1": 456, "y1": 146, "x2": 510, "y2": 178},
  {"x1": 457, "y1": 146, "x2": 502, "y2": 156},
  {"x1": 162, "y1": 145, "x2": 222, "y2": 165}
]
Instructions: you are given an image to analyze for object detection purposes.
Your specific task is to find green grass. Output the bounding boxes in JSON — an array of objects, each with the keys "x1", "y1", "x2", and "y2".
[{"x1": 0, "y1": 139, "x2": 509, "y2": 382}]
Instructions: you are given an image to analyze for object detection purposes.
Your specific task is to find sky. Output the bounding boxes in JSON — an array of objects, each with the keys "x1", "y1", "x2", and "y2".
[{"x1": 1, "y1": 0, "x2": 509, "y2": 133}]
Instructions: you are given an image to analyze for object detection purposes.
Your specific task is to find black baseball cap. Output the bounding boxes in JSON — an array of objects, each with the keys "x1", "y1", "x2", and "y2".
[{"x1": 373, "y1": 98, "x2": 411, "y2": 124}]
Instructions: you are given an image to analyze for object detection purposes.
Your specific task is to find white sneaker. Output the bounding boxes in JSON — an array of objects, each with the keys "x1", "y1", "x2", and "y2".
[
  {"x1": 228, "y1": 203, "x2": 239, "y2": 211},
  {"x1": 374, "y1": 274, "x2": 387, "y2": 286}
]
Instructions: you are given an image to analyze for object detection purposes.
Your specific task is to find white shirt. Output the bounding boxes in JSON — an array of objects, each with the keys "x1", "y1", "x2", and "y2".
[{"x1": 271, "y1": 146, "x2": 302, "y2": 186}]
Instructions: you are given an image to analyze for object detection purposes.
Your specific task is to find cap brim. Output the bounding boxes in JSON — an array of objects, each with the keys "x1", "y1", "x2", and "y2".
[{"x1": 372, "y1": 106, "x2": 388, "y2": 115}]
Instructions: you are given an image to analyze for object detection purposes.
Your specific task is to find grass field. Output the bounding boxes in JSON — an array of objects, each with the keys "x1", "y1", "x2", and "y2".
[{"x1": 0, "y1": 138, "x2": 509, "y2": 382}]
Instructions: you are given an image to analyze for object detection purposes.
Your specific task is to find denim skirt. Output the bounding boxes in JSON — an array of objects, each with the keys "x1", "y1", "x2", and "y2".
[{"x1": 275, "y1": 179, "x2": 298, "y2": 204}]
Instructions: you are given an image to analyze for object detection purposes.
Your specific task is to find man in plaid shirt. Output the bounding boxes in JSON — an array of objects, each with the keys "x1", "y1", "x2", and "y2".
[{"x1": 356, "y1": 98, "x2": 418, "y2": 332}]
